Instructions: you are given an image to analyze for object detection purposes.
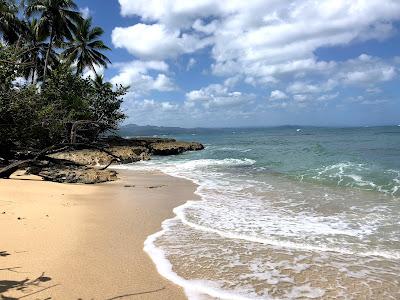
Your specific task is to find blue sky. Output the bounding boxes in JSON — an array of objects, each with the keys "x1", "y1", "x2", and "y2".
[{"x1": 77, "y1": 0, "x2": 400, "y2": 127}]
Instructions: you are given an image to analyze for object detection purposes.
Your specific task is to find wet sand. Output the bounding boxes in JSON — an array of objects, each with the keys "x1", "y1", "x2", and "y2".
[{"x1": 0, "y1": 169, "x2": 198, "y2": 299}]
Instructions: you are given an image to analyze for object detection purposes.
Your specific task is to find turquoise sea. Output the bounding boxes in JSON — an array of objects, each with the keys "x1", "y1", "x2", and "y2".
[{"x1": 119, "y1": 126, "x2": 400, "y2": 299}]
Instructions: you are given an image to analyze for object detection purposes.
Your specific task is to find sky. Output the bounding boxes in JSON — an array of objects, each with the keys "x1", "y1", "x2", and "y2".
[{"x1": 76, "y1": 0, "x2": 400, "y2": 128}]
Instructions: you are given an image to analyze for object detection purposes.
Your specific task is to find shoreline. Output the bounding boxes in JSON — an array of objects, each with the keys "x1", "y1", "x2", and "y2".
[{"x1": 0, "y1": 169, "x2": 198, "y2": 299}]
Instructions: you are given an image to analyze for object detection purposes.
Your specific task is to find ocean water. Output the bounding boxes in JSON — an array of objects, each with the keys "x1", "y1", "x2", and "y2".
[{"x1": 117, "y1": 126, "x2": 400, "y2": 299}]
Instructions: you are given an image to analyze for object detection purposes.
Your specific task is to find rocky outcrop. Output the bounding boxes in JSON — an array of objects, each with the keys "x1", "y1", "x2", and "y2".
[
  {"x1": 101, "y1": 136, "x2": 205, "y2": 156},
  {"x1": 49, "y1": 146, "x2": 150, "y2": 166},
  {"x1": 33, "y1": 165, "x2": 118, "y2": 184},
  {"x1": 2, "y1": 137, "x2": 205, "y2": 184},
  {"x1": 149, "y1": 141, "x2": 204, "y2": 155},
  {"x1": 46, "y1": 137, "x2": 204, "y2": 168}
]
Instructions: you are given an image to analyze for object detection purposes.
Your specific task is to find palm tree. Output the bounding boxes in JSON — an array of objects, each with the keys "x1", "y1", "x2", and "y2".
[
  {"x1": 25, "y1": 0, "x2": 81, "y2": 83},
  {"x1": 91, "y1": 74, "x2": 112, "y2": 90},
  {"x1": 63, "y1": 17, "x2": 110, "y2": 76},
  {"x1": 19, "y1": 19, "x2": 49, "y2": 83},
  {"x1": 0, "y1": 0, "x2": 21, "y2": 43}
]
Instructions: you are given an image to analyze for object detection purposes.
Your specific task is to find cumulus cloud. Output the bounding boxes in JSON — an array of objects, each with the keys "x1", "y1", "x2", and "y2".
[
  {"x1": 110, "y1": 60, "x2": 176, "y2": 94},
  {"x1": 113, "y1": 0, "x2": 400, "y2": 124},
  {"x1": 286, "y1": 79, "x2": 337, "y2": 94},
  {"x1": 338, "y1": 54, "x2": 397, "y2": 85},
  {"x1": 112, "y1": 23, "x2": 210, "y2": 59},
  {"x1": 186, "y1": 84, "x2": 255, "y2": 108},
  {"x1": 270, "y1": 90, "x2": 288, "y2": 101},
  {"x1": 115, "y1": 0, "x2": 400, "y2": 82}
]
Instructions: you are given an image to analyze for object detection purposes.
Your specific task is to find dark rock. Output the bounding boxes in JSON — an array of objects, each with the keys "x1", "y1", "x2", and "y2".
[
  {"x1": 101, "y1": 136, "x2": 176, "y2": 148},
  {"x1": 32, "y1": 165, "x2": 118, "y2": 184},
  {"x1": 149, "y1": 141, "x2": 204, "y2": 155}
]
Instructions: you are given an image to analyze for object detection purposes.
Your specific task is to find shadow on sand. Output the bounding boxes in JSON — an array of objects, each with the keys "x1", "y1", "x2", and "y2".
[{"x1": 0, "y1": 272, "x2": 57, "y2": 300}]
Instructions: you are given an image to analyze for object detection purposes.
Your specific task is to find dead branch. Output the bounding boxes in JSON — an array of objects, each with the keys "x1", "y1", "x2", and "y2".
[{"x1": 98, "y1": 158, "x2": 117, "y2": 170}]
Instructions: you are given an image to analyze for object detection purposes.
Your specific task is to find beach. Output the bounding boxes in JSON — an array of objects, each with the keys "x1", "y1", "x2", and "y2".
[{"x1": 0, "y1": 169, "x2": 197, "y2": 299}]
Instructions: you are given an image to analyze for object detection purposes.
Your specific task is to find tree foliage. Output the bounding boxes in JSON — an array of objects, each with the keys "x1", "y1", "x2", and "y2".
[
  {"x1": 63, "y1": 17, "x2": 111, "y2": 75},
  {"x1": 0, "y1": 1, "x2": 127, "y2": 159}
]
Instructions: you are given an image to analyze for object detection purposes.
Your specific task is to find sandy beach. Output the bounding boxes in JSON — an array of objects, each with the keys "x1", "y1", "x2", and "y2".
[{"x1": 0, "y1": 169, "x2": 197, "y2": 299}]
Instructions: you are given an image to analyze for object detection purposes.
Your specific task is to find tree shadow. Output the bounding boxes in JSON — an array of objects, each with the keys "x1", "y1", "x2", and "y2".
[
  {"x1": 0, "y1": 273, "x2": 57, "y2": 300},
  {"x1": 0, "y1": 252, "x2": 10, "y2": 257}
]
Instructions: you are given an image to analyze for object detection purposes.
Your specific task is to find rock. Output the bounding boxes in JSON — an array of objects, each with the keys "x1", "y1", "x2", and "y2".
[
  {"x1": 36, "y1": 165, "x2": 118, "y2": 184},
  {"x1": 48, "y1": 138, "x2": 203, "y2": 166},
  {"x1": 101, "y1": 136, "x2": 176, "y2": 147},
  {"x1": 48, "y1": 146, "x2": 150, "y2": 166},
  {"x1": 109, "y1": 146, "x2": 150, "y2": 163},
  {"x1": 149, "y1": 141, "x2": 204, "y2": 155}
]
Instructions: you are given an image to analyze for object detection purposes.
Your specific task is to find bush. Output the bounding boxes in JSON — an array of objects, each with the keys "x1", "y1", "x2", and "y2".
[{"x1": 0, "y1": 51, "x2": 126, "y2": 157}]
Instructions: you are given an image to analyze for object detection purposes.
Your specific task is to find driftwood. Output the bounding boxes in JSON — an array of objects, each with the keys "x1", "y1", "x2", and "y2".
[
  {"x1": 0, "y1": 142, "x2": 121, "y2": 179},
  {"x1": 70, "y1": 120, "x2": 100, "y2": 144},
  {"x1": 99, "y1": 158, "x2": 118, "y2": 171},
  {"x1": 0, "y1": 159, "x2": 34, "y2": 178}
]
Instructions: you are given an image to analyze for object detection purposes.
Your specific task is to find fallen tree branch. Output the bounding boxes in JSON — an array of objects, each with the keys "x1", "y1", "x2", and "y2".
[
  {"x1": 98, "y1": 158, "x2": 117, "y2": 170},
  {"x1": 0, "y1": 159, "x2": 34, "y2": 178},
  {"x1": 0, "y1": 142, "x2": 122, "y2": 179}
]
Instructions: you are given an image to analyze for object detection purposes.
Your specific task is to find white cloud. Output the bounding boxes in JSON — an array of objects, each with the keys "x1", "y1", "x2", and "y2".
[
  {"x1": 186, "y1": 58, "x2": 197, "y2": 70},
  {"x1": 270, "y1": 90, "x2": 288, "y2": 101},
  {"x1": 293, "y1": 94, "x2": 310, "y2": 103},
  {"x1": 79, "y1": 7, "x2": 91, "y2": 18},
  {"x1": 317, "y1": 93, "x2": 339, "y2": 101},
  {"x1": 348, "y1": 95, "x2": 389, "y2": 105},
  {"x1": 82, "y1": 64, "x2": 105, "y2": 80},
  {"x1": 337, "y1": 54, "x2": 397, "y2": 85},
  {"x1": 186, "y1": 83, "x2": 255, "y2": 108},
  {"x1": 118, "y1": 0, "x2": 222, "y2": 28},
  {"x1": 366, "y1": 87, "x2": 382, "y2": 94},
  {"x1": 287, "y1": 79, "x2": 337, "y2": 94},
  {"x1": 110, "y1": 60, "x2": 176, "y2": 94},
  {"x1": 115, "y1": 0, "x2": 400, "y2": 84},
  {"x1": 114, "y1": 0, "x2": 400, "y2": 124},
  {"x1": 112, "y1": 23, "x2": 209, "y2": 59}
]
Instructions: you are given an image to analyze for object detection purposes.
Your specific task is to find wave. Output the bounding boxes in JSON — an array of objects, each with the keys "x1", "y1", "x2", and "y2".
[
  {"x1": 144, "y1": 217, "x2": 266, "y2": 300},
  {"x1": 118, "y1": 155, "x2": 400, "y2": 299},
  {"x1": 173, "y1": 202, "x2": 400, "y2": 260},
  {"x1": 298, "y1": 162, "x2": 400, "y2": 196}
]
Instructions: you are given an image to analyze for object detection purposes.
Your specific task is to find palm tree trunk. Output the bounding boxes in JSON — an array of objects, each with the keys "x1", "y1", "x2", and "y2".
[
  {"x1": 32, "y1": 43, "x2": 38, "y2": 84},
  {"x1": 31, "y1": 57, "x2": 37, "y2": 84},
  {"x1": 90, "y1": 64, "x2": 98, "y2": 78},
  {"x1": 43, "y1": 27, "x2": 54, "y2": 85}
]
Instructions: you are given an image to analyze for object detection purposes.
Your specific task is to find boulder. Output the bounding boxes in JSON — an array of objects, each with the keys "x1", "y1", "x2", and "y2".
[
  {"x1": 48, "y1": 146, "x2": 150, "y2": 166},
  {"x1": 36, "y1": 166, "x2": 118, "y2": 184},
  {"x1": 149, "y1": 141, "x2": 204, "y2": 155}
]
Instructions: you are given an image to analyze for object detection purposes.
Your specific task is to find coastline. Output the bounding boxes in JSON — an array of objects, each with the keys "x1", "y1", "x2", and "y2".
[{"x1": 0, "y1": 169, "x2": 198, "y2": 299}]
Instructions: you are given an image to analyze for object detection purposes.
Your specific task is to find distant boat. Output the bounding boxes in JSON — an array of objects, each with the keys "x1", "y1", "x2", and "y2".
[{"x1": 296, "y1": 128, "x2": 301, "y2": 132}]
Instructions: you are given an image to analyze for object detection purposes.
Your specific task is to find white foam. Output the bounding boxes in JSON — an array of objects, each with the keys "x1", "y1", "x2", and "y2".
[
  {"x1": 118, "y1": 159, "x2": 400, "y2": 260},
  {"x1": 117, "y1": 156, "x2": 400, "y2": 299},
  {"x1": 144, "y1": 217, "x2": 270, "y2": 300},
  {"x1": 173, "y1": 202, "x2": 400, "y2": 260}
]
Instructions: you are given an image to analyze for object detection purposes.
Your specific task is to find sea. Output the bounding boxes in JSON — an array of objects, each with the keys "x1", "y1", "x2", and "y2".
[{"x1": 118, "y1": 126, "x2": 400, "y2": 299}]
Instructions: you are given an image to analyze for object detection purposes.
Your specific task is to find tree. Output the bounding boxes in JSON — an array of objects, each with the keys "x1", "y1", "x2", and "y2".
[
  {"x1": 92, "y1": 74, "x2": 112, "y2": 90},
  {"x1": 25, "y1": 0, "x2": 82, "y2": 83},
  {"x1": 19, "y1": 19, "x2": 58, "y2": 83},
  {"x1": 0, "y1": 0, "x2": 21, "y2": 44},
  {"x1": 63, "y1": 17, "x2": 110, "y2": 76}
]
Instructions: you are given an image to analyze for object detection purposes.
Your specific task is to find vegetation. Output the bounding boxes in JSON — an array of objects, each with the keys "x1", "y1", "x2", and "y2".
[{"x1": 0, "y1": 0, "x2": 127, "y2": 160}]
